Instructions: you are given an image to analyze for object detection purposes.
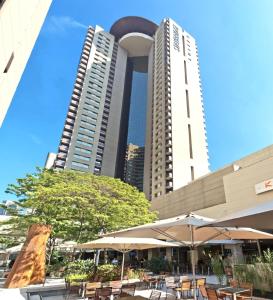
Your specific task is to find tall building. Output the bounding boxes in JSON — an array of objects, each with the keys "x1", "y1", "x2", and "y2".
[
  {"x1": 0, "y1": 0, "x2": 52, "y2": 127},
  {"x1": 53, "y1": 17, "x2": 209, "y2": 200},
  {"x1": 124, "y1": 144, "x2": 145, "y2": 191}
]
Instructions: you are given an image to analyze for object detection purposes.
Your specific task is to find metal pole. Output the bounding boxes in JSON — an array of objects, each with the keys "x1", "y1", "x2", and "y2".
[
  {"x1": 190, "y1": 225, "x2": 197, "y2": 300},
  {"x1": 121, "y1": 252, "x2": 125, "y2": 281},
  {"x1": 257, "y1": 240, "x2": 262, "y2": 257}
]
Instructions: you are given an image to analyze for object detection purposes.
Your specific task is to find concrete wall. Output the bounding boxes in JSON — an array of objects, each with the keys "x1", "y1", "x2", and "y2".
[
  {"x1": 152, "y1": 144, "x2": 273, "y2": 219},
  {"x1": 0, "y1": 0, "x2": 52, "y2": 126}
]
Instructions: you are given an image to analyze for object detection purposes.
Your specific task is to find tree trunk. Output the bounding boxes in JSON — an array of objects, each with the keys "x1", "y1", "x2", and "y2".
[{"x1": 5, "y1": 224, "x2": 51, "y2": 288}]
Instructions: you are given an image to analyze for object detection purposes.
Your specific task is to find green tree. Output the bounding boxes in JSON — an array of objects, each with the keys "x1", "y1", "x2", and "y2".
[{"x1": 3, "y1": 168, "x2": 157, "y2": 264}]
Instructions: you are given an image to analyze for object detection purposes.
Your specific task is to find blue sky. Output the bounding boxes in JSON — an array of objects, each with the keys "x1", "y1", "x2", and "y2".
[{"x1": 1, "y1": 0, "x2": 273, "y2": 201}]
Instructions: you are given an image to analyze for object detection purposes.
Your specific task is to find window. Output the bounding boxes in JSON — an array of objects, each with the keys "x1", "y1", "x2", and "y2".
[
  {"x1": 186, "y1": 90, "x2": 190, "y2": 118},
  {"x1": 188, "y1": 124, "x2": 193, "y2": 158},
  {"x1": 182, "y1": 36, "x2": 186, "y2": 56},
  {"x1": 78, "y1": 133, "x2": 94, "y2": 141},
  {"x1": 75, "y1": 147, "x2": 92, "y2": 154},
  {"x1": 0, "y1": 0, "x2": 6, "y2": 9},
  {"x1": 80, "y1": 120, "x2": 96, "y2": 128},
  {"x1": 79, "y1": 126, "x2": 95, "y2": 134},
  {"x1": 73, "y1": 154, "x2": 90, "y2": 161},
  {"x1": 71, "y1": 161, "x2": 89, "y2": 169},
  {"x1": 191, "y1": 166, "x2": 195, "y2": 181},
  {"x1": 76, "y1": 139, "x2": 93, "y2": 147},
  {"x1": 184, "y1": 61, "x2": 188, "y2": 84},
  {"x1": 3, "y1": 52, "x2": 14, "y2": 73}
]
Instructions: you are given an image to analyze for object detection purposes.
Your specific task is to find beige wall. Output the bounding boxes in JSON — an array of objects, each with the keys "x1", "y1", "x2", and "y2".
[
  {"x1": 151, "y1": 144, "x2": 273, "y2": 219},
  {"x1": 0, "y1": 0, "x2": 52, "y2": 126}
]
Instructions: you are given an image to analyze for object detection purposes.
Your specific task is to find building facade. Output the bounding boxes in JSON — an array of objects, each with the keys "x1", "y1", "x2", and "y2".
[
  {"x1": 0, "y1": 0, "x2": 52, "y2": 126},
  {"x1": 151, "y1": 144, "x2": 273, "y2": 220},
  {"x1": 124, "y1": 144, "x2": 145, "y2": 191},
  {"x1": 53, "y1": 17, "x2": 209, "y2": 200}
]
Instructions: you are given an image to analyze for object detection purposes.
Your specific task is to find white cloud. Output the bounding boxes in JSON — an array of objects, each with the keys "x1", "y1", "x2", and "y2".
[{"x1": 44, "y1": 16, "x2": 87, "y2": 34}]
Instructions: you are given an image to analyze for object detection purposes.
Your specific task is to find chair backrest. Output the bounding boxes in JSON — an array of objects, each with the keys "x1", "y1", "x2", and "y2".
[
  {"x1": 206, "y1": 288, "x2": 219, "y2": 300},
  {"x1": 179, "y1": 276, "x2": 189, "y2": 282},
  {"x1": 196, "y1": 277, "x2": 206, "y2": 287},
  {"x1": 86, "y1": 282, "x2": 102, "y2": 290},
  {"x1": 165, "y1": 276, "x2": 175, "y2": 283},
  {"x1": 96, "y1": 287, "x2": 112, "y2": 299},
  {"x1": 149, "y1": 290, "x2": 161, "y2": 300},
  {"x1": 240, "y1": 282, "x2": 253, "y2": 296},
  {"x1": 85, "y1": 282, "x2": 102, "y2": 298},
  {"x1": 109, "y1": 281, "x2": 122, "y2": 289},
  {"x1": 229, "y1": 279, "x2": 239, "y2": 288},
  {"x1": 121, "y1": 283, "x2": 136, "y2": 296},
  {"x1": 181, "y1": 280, "x2": 191, "y2": 290},
  {"x1": 199, "y1": 285, "x2": 208, "y2": 298}
]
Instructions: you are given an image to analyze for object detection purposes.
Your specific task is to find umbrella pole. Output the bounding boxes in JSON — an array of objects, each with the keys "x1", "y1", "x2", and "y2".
[
  {"x1": 190, "y1": 225, "x2": 197, "y2": 300},
  {"x1": 257, "y1": 240, "x2": 262, "y2": 257},
  {"x1": 121, "y1": 252, "x2": 125, "y2": 281}
]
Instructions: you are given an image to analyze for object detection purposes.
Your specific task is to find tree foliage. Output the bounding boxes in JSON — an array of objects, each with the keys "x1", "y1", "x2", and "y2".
[{"x1": 4, "y1": 168, "x2": 157, "y2": 243}]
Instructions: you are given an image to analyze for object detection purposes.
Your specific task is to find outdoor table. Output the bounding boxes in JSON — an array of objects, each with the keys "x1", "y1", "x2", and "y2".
[
  {"x1": 25, "y1": 286, "x2": 66, "y2": 300},
  {"x1": 217, "y1": 287, "x2": 250, "y2": 300},
  {"x1": 118, "y1": 296, "x2": 146, "y2": 300}
]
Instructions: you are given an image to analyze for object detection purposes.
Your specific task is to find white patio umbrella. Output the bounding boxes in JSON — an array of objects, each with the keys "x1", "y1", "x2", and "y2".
[
  {"x1": 200, "y1": 200, "x2": 273, "y2": 230},
  {"x1": 104, "y1": 213, "x2": 273, "y2": 300},
  {"x1": 76, "y1": 236, "x2": 177, "y2": 280}
]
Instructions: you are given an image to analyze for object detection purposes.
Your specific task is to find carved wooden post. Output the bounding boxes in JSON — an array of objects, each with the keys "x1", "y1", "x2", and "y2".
[{"x1": 5, "y1": 224, "x2": 51, "y2": 288}]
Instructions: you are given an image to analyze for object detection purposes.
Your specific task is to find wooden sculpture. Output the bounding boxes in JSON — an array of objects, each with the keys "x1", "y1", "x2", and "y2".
[{"x1": 4, "y1": 224, "x2": 51, "y2": 288}]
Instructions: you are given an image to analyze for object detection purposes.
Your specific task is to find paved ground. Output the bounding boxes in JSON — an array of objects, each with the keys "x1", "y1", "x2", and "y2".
[{"x1": 0, "y1": 276, "x2": 271, "y2": 300}]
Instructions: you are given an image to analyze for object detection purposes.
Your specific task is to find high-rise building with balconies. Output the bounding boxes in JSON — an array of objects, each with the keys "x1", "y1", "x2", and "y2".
[
  {"x1": 51, "y1": 17, "x2": 209, "y2": 200},
  {"x1": 124, "y1": 144, "x2": 145, "y2": 192}
]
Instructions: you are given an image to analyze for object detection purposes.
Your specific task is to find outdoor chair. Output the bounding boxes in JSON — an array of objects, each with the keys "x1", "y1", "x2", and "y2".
[
  {"x1": 195, "y1": 278, "x2": 206, "y2": 297},
  {"x1": 109, "y1": 280, "x2": 122, "y2": 298},
  {"x1": 144, "y1": 275, "x2": 158, "y2": 289},
  {"x1": 165, "y1": 291, "x2": 177, "y2": 300},
  {"x1": 165, "y1": 276, "x2": 176, "y2": 290},
  {"x1": 120, "y1": 283, "x2": 136, "y2": 297},
  {"x1": 229, "y1": 279, "x2": 239, "y2": 288},
  {"x1": 179, "y1": 276, "x2": 189, "y2": 283},
  {"x1": 149, "y1": 289, "x2": 161, "y2": 300},
  {"x1": 84, "y1": 282, "x2": 102, "y2": 300},
  {"x1": 95, "y1": 287, "x2": 112, "y2": 300},
  {"x1": 206, "y1": 288, "x2": 221, "y2": 300},
  {"x1": 65, "y1": 278, "x2": 84, "y2": 300},
  {"x1": 199, "y1": 285, "x2": 208, "y2": 299},
  {"x1": 237, "y1": 282, "x2": 253, "y2": 300},
  {"x1": 175, "y1": 280, "x2": 192, "y2": 299}
]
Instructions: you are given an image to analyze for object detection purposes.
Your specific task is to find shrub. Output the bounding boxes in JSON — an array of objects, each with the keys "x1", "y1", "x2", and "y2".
[
  {"x1": 210, "y1": 255, "x2": 225, "y2": 285},
  {"x1": 147, "y1": 257, "x2": 172, "y2": 274},
  {"x1": 65, "y1": 259, "x2": 94, "y2": 277},
  {"x1": 96, "y1": 264, "x2": 120, "y2": 281}
]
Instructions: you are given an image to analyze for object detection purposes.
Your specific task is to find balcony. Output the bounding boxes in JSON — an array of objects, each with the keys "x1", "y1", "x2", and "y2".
[
  {"x1": 61, "y1": 138, "x2": 70, "y2": 145},
  {"x1": 166, "y1": 156, "x2": 172, "y2": 163},
  {"x1": 69, "y1": 106, "x2": 77, "y2": 112},
  {"x1": 67, "y1": 112, "x2": 76, "y2": 119},
  {"x1": 55, "y1": 160, "x2": 65, "y2": 167},
  {"x1": 59, "y1": 145, "x2": 68, "y2": 152},
  {"x1": 62, "y1": 131, "x2": 72, "y2": 138},
  {"x1": 57, "y1": 153, "x2": 66, "y2": 160},
  {"x1": 64, "y1": 124, "x2": 73, "y2": 131}
]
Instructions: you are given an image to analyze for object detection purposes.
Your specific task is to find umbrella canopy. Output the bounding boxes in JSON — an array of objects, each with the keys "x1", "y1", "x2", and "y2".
[
  {"x1": 104, "y1": 213, "x2": 273, "y2": 299},
  {"x1": 77, "y1": 236, "x2": 177, "y2": 251},
  {"x1": 200, "y1": 201, "x2": 273, "y2": 230},
  {"x1": 76, "y1": 237, "x2": 177, "y2": 280},
  {"x1": 104, "y1": 213, "x2": 273, "y2": 245}
]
